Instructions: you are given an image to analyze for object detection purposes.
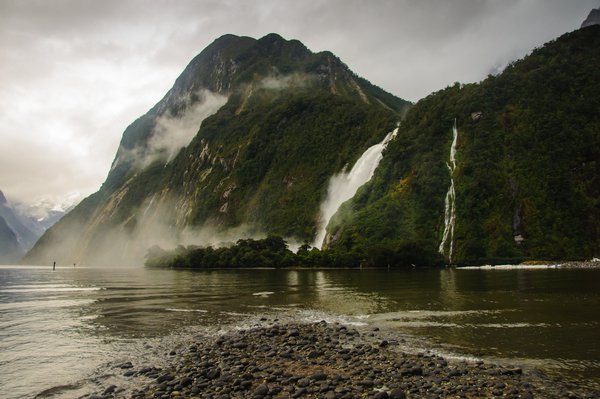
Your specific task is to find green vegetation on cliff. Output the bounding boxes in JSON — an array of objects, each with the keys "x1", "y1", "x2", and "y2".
[
  {"x1": 24, "y1": 33, "x2": 409, "y2": 266},
  {"x1": 329, "y1": 26, "x2": 600, "y2": 264}
]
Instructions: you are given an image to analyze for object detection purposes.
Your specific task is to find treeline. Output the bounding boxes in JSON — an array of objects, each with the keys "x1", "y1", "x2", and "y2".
[{"x1": 145, "y1": 235, "x2": 444, "y2": 269}]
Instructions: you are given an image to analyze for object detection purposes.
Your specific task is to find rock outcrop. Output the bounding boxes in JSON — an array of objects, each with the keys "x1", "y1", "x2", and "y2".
[{"x1": 581, "y1": 8, "x2": 600, "y2": 28}]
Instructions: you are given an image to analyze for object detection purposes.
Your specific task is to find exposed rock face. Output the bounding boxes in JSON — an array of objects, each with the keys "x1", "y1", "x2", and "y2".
[{"x1": 581, "y1": 8, "x2": 600, "y2": 28}]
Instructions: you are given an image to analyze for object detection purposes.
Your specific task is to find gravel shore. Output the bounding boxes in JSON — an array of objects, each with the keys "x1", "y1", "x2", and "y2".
[
  {"x1": 90, "y1": 321, "x2": 598, "y2": 399},
  {"x1": 555, "y1": 260, "x2": 600, "y2": 269}
]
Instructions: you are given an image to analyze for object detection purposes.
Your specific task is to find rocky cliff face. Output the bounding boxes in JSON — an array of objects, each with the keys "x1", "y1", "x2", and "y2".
[
  {"x1": 25, "y1": 34, "x2": 409, "y2": 266},
  {"x1": 581, "y1": 8, "x2": 600, "y2": 28}
]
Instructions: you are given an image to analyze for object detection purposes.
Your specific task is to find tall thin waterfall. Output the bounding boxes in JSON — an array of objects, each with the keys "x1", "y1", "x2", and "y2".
[
  {"x1": 313, "y1": 128, "x2": 398, "y2": 248},
  {"x1": 439, "y1": 119, "x2": 458, "y2": 263}
]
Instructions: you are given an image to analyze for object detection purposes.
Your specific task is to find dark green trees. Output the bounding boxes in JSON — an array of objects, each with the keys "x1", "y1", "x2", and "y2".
[{"x1": 328, "y1": 26, "x2": 600, "y2": 264}]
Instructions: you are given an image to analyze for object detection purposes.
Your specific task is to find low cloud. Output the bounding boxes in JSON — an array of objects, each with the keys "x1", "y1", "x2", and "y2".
[
  {"x1": 26, "y1": 193, "x2": 268, "y2": 266},
  {"x1": 115, "y1": 90, "x2": 227, "y2": 170},
  {"x1": 150, "y1": 90, "x2": 228, "y2": 164},
  {"x1": 259, "y1": 73, "x2": 313, "y2": 91}
]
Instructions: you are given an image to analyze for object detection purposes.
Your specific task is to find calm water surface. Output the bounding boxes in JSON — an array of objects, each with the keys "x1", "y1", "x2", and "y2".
[{"x1": 1, "y1": 266, "x2": 599, "y2": 398}]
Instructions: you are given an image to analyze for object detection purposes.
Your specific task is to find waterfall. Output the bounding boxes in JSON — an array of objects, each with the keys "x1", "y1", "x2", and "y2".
[
  {"x1": 313, "y1": 127, "x2": 398, "y2": 248},
  {"x1": 438, "y1": 119, "x2": 458, "y2": 263}
]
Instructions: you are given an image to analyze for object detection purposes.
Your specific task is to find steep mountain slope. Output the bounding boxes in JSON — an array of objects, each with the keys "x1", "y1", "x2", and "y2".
[
  {"x1": 581, "y1": 8, "x2": 600, "y2": 28},
  {"x1": 327, "y1": 26, "x2": 600, "y2": 264},
  {"x1": 0, "y1": 191, "x2": 41, "y2": 256},
  {"x1": 0, "y1": 190, "x2": 72, "y2": 264},
  {"x1": 25, "y1": 33, "x2": 409, "y2": 266},
  {"x1": 0, "y1": 216, "x2": 23, "y2": 264}
]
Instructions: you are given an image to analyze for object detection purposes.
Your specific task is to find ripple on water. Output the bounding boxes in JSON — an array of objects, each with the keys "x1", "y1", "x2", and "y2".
[{"x1": 165, "y1": 308, "x2": 208, "y2": 313}]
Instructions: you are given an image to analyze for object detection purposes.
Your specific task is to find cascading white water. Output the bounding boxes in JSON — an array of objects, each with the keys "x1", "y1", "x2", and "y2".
[
  {"x1": 313, "y1": 127, "x2": 398, "y2": 248},
  {"x1": 438, "y1": 119, "x2": 458, "y2": 263}
]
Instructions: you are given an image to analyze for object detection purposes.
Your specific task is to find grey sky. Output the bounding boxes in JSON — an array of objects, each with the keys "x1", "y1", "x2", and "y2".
[{"x1": 0, "y1": 0, "x2": 596, "y2": 205}]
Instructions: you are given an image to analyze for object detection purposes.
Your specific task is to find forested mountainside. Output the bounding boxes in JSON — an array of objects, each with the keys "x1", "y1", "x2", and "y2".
[
  {"x1": 25, "y1": 33, "x2": 409, "y2": 266},
  {"x1": 327, "y1": 26, "x2": 600, "y2": 264}
]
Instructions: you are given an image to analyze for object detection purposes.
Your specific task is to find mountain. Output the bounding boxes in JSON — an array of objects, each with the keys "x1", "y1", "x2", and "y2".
[
  {"x1": 581, "y1": 8, "x2": 600, "y2": 28},
  {"x1": 326, "y1": 26, "x2": 600, "y2": 264},
  {"x1": 0, "y1": 190, "x2": 72, "y2": 264},
  {"x1": 25, "y1": 33, "x2": 410, "y2": 266},
  {"x1": 0, "y1": 190, "x2": 37, "y2": 262},
  {"x1": 0, "y1": 215, "x2": 23, "y2": 264},
  {"x1": 25, "y1": 27, "x2": 600, "y2": 267},
  {"x1": 13, "y1": 196, "x2": 78, "y2": 234}
]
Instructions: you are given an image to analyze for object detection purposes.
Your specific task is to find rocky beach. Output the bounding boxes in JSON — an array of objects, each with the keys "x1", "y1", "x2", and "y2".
[{"x1": 87, "y1": 321, "x2": 598, "y2": 399}]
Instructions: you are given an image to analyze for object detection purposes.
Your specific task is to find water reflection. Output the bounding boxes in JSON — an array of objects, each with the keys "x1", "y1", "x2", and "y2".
[{"x1": 1, "y1": 266, "x2": 600, "y2": 398}]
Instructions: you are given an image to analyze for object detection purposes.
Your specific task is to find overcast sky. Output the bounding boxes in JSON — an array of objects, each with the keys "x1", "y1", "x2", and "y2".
[{"x1": 0, "y1": 0, "x2": 597, "y2": 206}]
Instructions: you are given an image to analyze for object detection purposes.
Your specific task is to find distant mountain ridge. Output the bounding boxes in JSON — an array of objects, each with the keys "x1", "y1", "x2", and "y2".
[
  {"x1": 0, "y1": 190, "x2": 72, "y2": 264},
  {"x1": 0, "y1": 215, "x2": 22, "y2": 264}
]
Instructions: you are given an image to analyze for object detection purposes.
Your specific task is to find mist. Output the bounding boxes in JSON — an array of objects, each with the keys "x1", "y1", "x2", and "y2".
[
  {"x1": 258, "y1": 73, "x2": 313, "y2": 91},
  {"x1": 149, "y1": 90, "x2": 228, "y2": 164},
  {"x1": 115, "y1": 90, "x2": 227, "y2": 171}
]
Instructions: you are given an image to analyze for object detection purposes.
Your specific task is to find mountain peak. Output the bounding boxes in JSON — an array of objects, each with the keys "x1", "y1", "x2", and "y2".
[
  {"x1": 0, "y1": 190, "x2": 7, "y2": 205},
  {"x1": 258, "y1": 32, "x2": 284, "y2": 42},
  {"x1": 581, "y1": 8, "x2": 600, "y2": 28}
]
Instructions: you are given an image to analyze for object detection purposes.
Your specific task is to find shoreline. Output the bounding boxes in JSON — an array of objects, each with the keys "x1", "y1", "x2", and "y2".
[
  {"x1": 457, "y1": 260, "x2": 600, "y2": 270},
  {"x1": 147, "y1": 259, "x2": 600, "y2": 272},
  {"x1": 86, "y1": 321, "x2": 599, "y2": 399}
]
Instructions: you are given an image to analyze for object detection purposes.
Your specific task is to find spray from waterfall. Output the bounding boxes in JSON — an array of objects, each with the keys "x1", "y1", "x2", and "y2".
[
  {"x1": 439, "y1": 119, "x2": 458, "y2": 263},
  {"x1": 313, "y1": 127, "x2": 398, "y2": 248}
]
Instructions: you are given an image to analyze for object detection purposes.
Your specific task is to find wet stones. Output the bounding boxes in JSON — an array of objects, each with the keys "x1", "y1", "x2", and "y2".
[
  {"x1": 118, "y1": 361, "x2": 133, "y2": 369},
  {"x1": 156, "y1": 373, "x2": 174, "y2": 383},
  {"x1": 254, "y1": 383, "x2": 269, "y2": 396},
  {"x1": 94, "y1": 321, "x2": 600, "y2": 399}
]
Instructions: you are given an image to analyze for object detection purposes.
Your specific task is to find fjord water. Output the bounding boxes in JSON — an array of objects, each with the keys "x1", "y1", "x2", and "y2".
[{"x1": 1, "y1": 266, "x2": 599, "y2": 398}]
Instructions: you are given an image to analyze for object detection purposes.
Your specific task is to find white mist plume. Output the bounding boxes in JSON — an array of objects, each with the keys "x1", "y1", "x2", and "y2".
[
  {"x1": 313, "y1": 128, "x2": 398, "y2": 248},
  {"x1": 31, "y1": 192, "x2": 268, "y2": 267},
  {"x1": 116, "y1": 90, "x2": 227, "y2": 170},
  {"x1": 150, "y1": 90, "x2": 227, "y2": 163},
  {"x1": 105, "y1": 197, "x2": 266, "y2": 266},
  {"x1": 258, "y1": 73, "x2": 313, "y2": 91}
]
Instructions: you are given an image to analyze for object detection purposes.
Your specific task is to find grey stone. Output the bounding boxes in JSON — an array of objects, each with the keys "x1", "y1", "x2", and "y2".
[
  {"x1": 297, "y1": 378, "x2": 310, "y2": 387},
  {"x1": 254, "y1": 384, "x2": 269, "y2": 396},
  {"x1": 389, "y1": 388, "x2": 406, "y2": 399}
]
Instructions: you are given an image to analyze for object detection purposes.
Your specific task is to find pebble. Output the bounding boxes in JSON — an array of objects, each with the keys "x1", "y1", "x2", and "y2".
[{"x1": 88, "y1": 321, "x2": 599, "y2": 399}]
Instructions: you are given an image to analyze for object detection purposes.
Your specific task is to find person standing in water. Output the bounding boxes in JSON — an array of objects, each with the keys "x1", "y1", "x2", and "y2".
[{"x1": 53, "y1": 261, "x2": 56, "y2": 271}]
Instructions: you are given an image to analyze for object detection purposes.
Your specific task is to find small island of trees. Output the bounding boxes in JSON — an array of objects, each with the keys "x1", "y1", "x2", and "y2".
[{"x1": 145, "y1": 235, "x2": 444, "y2": 269}]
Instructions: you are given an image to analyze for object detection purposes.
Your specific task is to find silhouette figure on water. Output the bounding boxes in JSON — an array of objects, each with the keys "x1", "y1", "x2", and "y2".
[{"x1": 53, "y1": 261, "x2": 56, "y2": 271}]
